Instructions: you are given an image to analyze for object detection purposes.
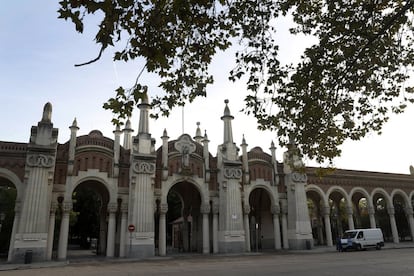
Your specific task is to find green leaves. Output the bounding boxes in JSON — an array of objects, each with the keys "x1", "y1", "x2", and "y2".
[{"x1": 59, "y1": 0, "x2": 414, "y2": 165}]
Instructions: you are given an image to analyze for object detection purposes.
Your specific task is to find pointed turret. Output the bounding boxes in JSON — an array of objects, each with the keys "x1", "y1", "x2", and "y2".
[
  {"x1": 12, "y1": 103, "x2": 58, "y2": 262},
  {"x1": 134, "y1": 93, "x2": 153, "y2": 154},
  {"x1": 41, "y1": 102, "x2": 52, "y2": 123},
  {"x1": 123, "y1": 118, "x2": 133, "y2": 150},
  {"x1": 129, "y1": 93, "x2": 157, "y2": 258},
  {"x1": 202, "y1": 130, "x2": 210, "y2": 181},
  {"x1": 68, "y1": 118, "x2": 79, "y2": 175},
  {"x1": 194, "y1": 122, "x2": 203, "y2": 144},
  {"x1": 161, "y1": 128, "x2": 169, "y2": 177},
  {"x1": 269, "y1": 140, "x2": 279, "y2": 185},
  {"x1": 221, "y1": 99, "x2": 234, "y2": 144},
  {"x1": 241, "y1": 134, "x2": 249, "y2": 184},
  {"x1": 138, "y1": 93, "x2": 150, "y2": 135},
  {"x1": 113, "y1": 125, "x2": 122, "y2": 177}
]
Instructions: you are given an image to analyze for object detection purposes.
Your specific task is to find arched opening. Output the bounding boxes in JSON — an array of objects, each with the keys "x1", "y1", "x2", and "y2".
[
  {"x1": 393, "y1": 194, "x2": 411, "y2": 241},
  {"x1": 351, "y1": 193, "x2": 370, "y2": 229},
  {"x1": 67, "y1": 180, "x2": 110, "y2": 259},
  {"x1": 0, "y1": 177, "x2": 17, "y2": 261},
  {"x1": 306, "y1": 190, "x2": 325, "y2": 245},
  {"x1": 373, "y1": 193, "x2": 392, "y2": 242},
  {"x1": 165, "y1": 181, "x2": 202, "y2": 254},
  {"x1": 328, "y1": 192, "x2": 349, "y2": 239},
  {"x1": 249, "y1": 188, "x2": 273, "y2": 251}
]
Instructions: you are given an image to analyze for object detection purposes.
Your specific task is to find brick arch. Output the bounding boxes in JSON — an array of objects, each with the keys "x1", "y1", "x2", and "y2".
[
  {"x1": 390, "y1": 189, "x2": 411, "y2": 208},
  {"x1": 246, "y1": 183, "x2": 277, "y2": 207},
  {"x1": 306, "y1": 184, "x2": 328, "y2": 206},
  {"x1": 371, "y1": 188, "x2": 392, "y2": 207},
  {"x1": 0, "y1": 168, "x2": 23, "y2": 201},
  {"x1": 161, "y1": 176, "x2": 207, "y2": 205},
  {"x1": 326, "y1": 185, "x2": 351, "y2": 206}
]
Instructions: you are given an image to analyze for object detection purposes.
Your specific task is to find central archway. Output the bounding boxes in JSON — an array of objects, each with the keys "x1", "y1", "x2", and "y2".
[
  {"x1": 67, "y1": 180, "x2": 110, "y2": 259},
  {"x1": 166, "y1": 181, "x2": 202, "y2": 254},
  {"x1": 249, "y1": 188, "x2": 274, "y2": 251}
]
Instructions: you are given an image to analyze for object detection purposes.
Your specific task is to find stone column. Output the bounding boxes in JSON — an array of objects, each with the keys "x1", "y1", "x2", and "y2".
[
  {"x1": 271, "y1": 204, "x2": 282, "y2": 250},
  {"x1": 346, "y1": 206, "x2": 355, "y2": 230},
  {"x1": 7, "y1": 201, "x2": 21, "y2": 263},
  {"x1": 317, "y1": 219, "x2": 325, "y2": 245},
  {"x1": 388, "y1": 207, "x2": 399, "y2": 244},
  {"x1": 243, "y1": 205, "x2": 251, "y2": 252},
  {"x1": 201, "y1": 203, "x2": 210, "y2": 254},
  {"x1": 47, "y1": 202, "x2": 58, "y2": 260},
  {"x1": 405, "y1": 208, "x2": 414, "y2": 241},
  {"x1": 212, "y1": 203, "x2": 219, "y2": 254},
  {"x1": 106, "y1": 203, "x2": 117, "y2": 258},
  {"x1": 281, "y1": 200, "x2": 289, "y2": 249},
  {"x1": 322, "y1": 206, "x2": 333, "y2": 247},
  {"x1": 368, "y1": 206, "x2": 377, "y2": 228},
  {"x1": 58, "y1": 202, "x2": 72, "y2": 260},
  {"x1": 119, "y1": 203, "x2": 128, "y2": 258},
  {"x1": 158, "y1": 204, "x2": 168, "y2": 256}
]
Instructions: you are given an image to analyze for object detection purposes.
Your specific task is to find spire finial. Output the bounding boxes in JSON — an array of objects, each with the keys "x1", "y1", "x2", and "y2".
[
  {"x1": 42, "y1": 102, "x2": 52, "y2": 122},
  {"x1": 72, "y1": 118, "x2": 77, "y2": 127}
]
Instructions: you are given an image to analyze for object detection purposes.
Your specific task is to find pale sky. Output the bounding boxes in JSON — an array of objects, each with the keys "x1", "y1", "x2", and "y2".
[{"x1": 1, "y1": 2, "x2": 413, "y2": 174}]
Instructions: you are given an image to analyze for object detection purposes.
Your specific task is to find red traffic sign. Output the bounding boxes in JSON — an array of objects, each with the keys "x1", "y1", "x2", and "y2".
[{"x1": 128, "y1": 224, "x2": 135, "y2": 232}]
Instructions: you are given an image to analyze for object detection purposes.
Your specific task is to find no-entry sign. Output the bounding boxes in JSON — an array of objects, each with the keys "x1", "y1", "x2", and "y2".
[{"x1": 128, "y1": 224, "x2": 135, "y2": 232}]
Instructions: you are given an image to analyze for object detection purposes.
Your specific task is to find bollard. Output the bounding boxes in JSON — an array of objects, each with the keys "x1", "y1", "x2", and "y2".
[{"x1": 24, "y1": 250, "x2": 33, "y2": 264}]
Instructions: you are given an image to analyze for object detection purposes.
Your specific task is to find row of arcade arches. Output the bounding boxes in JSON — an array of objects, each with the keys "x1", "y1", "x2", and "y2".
[
  {"x1": 307, "y1": 184, "x2": 414, "y2": 246},
  {"x1": 1, "y1": 168, "x2": 414, "y2": 261}
]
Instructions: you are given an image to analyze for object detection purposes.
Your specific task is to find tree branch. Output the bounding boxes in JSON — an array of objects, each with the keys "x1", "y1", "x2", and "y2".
[{"x1": 74, "y1": 46, "x2": 105, "y2": 67}]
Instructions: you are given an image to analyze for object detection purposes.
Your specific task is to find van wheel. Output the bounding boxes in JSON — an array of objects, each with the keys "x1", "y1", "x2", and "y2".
[
  {"x1": 357, "y1": 244, "x2": 362, "y2": 251},
  {"x1": 376, "y1": 244, "x2": 381, "y2": 250}
]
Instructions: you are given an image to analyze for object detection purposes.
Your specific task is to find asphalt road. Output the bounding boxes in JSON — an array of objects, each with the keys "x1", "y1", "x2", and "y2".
[{"x1": 2, "y1": 248, "x2": 414, "y2": 276}]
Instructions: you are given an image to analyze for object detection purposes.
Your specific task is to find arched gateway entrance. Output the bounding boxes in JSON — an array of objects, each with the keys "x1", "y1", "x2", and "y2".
[
  {"x1": 249, "y1": 188, "x2": 274, "y2": 251},
  {"x1": 54, "y1": 179, "x2": 116, "y2": 261},
  {"x1": 67, "y1": 180, "x2": 110, "y2": 259},
  {"x1": 161, "y1": 181, "x2": 203, "y2": 254}
]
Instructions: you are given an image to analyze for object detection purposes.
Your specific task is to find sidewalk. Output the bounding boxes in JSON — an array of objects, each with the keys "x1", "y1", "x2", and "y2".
[{"x1": 1, "y1": 242, "x2": 414, "y2": 272}]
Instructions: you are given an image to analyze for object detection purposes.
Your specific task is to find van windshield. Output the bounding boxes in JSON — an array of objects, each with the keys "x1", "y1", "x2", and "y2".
[{"x1": 342, "y1": 231, "x2": 357, "y2": 239}]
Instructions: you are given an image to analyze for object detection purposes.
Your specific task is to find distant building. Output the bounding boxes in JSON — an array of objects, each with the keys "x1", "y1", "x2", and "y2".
[{"x1": 1, "y1": 99, "x2": 414, "y2": 263}]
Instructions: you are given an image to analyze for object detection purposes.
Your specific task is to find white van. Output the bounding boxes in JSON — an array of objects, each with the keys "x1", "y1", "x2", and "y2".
[{"x1": 340, "y1": 228, "x2": 384, "y2": 251}]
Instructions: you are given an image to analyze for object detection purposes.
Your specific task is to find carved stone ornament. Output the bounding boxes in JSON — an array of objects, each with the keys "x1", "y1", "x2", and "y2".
[
  {"x1": 26, "y1": 154, "x2": 55, "y2": 168},
  {"x1": 133, "y1": 161, "x2": 156, "y2": 174},
  {"x1": 212, "y1": 203, "x2": 219, "y2": 214},
  {"x1": 50, "y1": 202, "x2": 59, "y2": 213},
  {"x1": 223, "y1": 167, "x2": 242, "y2": 179},
  {"x1": 174, "y1": 135, "x2": 196, "y2": 168},
  {"x1": 200, "y1": 203, "x2": 211, "y2": 214},
  {"x1": 107, "y1": 203, "x2": 118, "y2": 213},
  {"x1": 160, "y1": 203, "x2": 168, "y2": 214},
  {"x1": 121, "y1": 203, "x2": 129, "y2": 213},
  {"x1": 405, "y1": 208, "x2": 413, "y2": 216},
  {"x1": 271, "y1": 204, "x2": 280, "y2": 215},
  {"x1": 62, "y1": 202, "x2": 73, "y2": 213},
  {"x1": 243, "y1": 205, "x2": 251, "y2": 214},
  {"x1": 291, "y1": 172, "x2": 308, "y2": 183},
  {"x1": 322, "y1": 206, "x2": 330, "y2": 216}
]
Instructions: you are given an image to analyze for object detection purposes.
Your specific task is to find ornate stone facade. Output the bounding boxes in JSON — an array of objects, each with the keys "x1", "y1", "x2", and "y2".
[{"x1": 1, "y1": 100, "x2": 414, "y2": 264}]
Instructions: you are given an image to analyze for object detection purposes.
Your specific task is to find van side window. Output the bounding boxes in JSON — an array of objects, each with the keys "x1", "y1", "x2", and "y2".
[{"x1": 357, "y1": 232, "x2": 363, "y2": 239}]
